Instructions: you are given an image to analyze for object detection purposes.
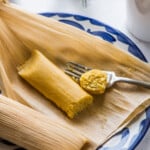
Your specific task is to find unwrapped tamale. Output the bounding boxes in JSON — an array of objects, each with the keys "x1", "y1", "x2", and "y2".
[{"x1": 18, "y1": 50, "x2": 93, "y2": 119}]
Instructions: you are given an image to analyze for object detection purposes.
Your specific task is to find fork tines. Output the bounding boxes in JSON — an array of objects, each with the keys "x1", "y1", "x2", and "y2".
[{"x1": 65, "y1": 62, "x2": 91, "y2": 80}]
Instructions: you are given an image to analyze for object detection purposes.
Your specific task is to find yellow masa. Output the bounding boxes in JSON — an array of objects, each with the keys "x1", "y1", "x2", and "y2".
[
  {"x1": 18, "y1": 50, "x2": 93, "y2": 118},
  {"x1": 80, "y1": 69, "x2": 107, "y2": 94}
]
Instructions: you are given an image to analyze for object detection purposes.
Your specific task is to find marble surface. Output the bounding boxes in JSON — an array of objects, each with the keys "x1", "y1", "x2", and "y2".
[{"x1": 9, "y1": 0, "x2": 150, "y2": 150}]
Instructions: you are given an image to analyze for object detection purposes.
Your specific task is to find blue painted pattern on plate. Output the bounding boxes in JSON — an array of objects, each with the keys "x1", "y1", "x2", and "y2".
[
  {"x1": 1, "y1": 13, "x2": 149, "y2": 150},
  {"x1": 87, "y1": 29, "x2": 116, "y2": 43}
]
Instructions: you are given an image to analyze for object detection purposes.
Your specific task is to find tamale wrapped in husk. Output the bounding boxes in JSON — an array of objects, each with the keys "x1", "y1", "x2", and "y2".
[{"x1": 0, "y1": 1, "x2": 150, "y2": 149}]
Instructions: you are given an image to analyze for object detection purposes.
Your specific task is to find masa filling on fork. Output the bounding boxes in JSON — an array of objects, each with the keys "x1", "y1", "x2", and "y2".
[{"x1": 80, "y1": 69, "x2": 107, "y2": 94}]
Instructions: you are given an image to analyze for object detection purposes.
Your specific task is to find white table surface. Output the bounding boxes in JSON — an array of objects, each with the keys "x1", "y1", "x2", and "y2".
[{"x1": 9, "y1": 0, "x2": 150, "y2": 150}]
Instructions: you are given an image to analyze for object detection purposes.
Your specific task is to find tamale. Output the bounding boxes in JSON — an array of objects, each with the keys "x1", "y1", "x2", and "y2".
[
  {"x1": 0, "y1": 1, "x2": 149, "y2": 149},
  {"x1": 18, "y1": 50, "x2": 93, "y2": 119}
]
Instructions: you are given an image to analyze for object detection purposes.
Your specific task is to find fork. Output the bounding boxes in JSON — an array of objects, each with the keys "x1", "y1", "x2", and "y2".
[
  {"x1": 65, "y1": 62, "x2": 150, "y2": 89},
  {"x1": 82, "y1": 0, "x2": 87, "y2": 8}
]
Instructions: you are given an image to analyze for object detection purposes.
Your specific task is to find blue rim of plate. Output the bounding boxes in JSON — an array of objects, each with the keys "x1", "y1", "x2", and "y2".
[{"x1": 39, "y1": 12, "x2": 150, "y2": 150}]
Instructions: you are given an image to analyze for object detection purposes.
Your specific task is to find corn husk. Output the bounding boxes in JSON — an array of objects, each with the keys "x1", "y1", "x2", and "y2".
[
  {"x1": 0, "y1": 1, "x2": 150, "y2": 149},
  {"x1": 0, "y1": 95, "x2": 88, "y2": 150}
]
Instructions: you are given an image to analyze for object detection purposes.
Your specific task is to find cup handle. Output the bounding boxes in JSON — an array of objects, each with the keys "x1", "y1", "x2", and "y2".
[{"x1": 135, "y1": 0, "x2": 150, "y2": 13}]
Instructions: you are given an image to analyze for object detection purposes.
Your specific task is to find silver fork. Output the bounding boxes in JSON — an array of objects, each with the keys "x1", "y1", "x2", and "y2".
[
  {"x1": 65, "y1": 62, "x2": 150, "y2": 89},
  {"x1": 82, "y1": 0, "x2": 87, "y2": 8}
]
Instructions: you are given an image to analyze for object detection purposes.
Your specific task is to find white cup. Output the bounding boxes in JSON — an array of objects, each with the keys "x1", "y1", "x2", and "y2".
[{"x1": 126, "y1": 0, "x2": 150, "y2": 42}]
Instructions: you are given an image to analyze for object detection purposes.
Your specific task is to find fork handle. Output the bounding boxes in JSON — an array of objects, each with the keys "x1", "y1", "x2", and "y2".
[
  {"x1": 82, "y1": 0, "x2": 87, "y2": 8},
  {"x1": 115, "y1": 77, "x2": 150, "y2": 89}
]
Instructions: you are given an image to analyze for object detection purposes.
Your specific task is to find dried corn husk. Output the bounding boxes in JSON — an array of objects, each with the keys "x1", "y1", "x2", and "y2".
[
  {"x1": 0, "y1": 95, "x2": 88, "y2": 150},
  {"x1": 0, "y1": 1, "x2": 150, "y2": 149}
]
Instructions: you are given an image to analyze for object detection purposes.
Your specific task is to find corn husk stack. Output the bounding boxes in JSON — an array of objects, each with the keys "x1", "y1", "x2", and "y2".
[
  {"x1": 0, "y1": 95, "x2": 88, "y2": 150},
  {"x1": 0, "y1": 1, "x2": 150, "y2": 150}
]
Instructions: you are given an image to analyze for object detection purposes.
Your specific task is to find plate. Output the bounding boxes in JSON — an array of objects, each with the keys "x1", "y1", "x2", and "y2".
[{"x1": 0, "y1": 13, "x2": 149, "y2": 150}]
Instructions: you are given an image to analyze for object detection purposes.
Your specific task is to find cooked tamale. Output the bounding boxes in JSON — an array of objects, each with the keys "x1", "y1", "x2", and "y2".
[{"x1": 18, "y1": 50, "x2": 93, "y2": 119}]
